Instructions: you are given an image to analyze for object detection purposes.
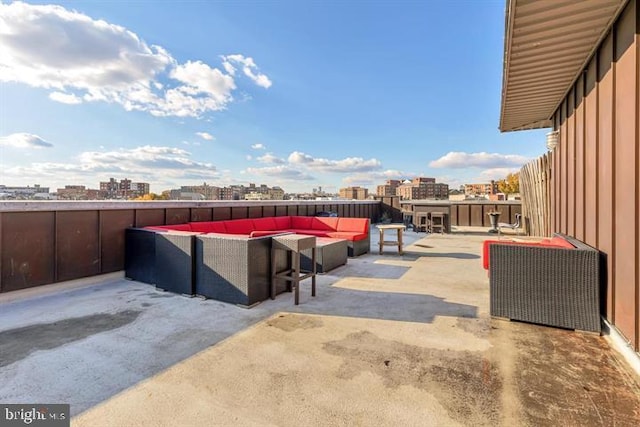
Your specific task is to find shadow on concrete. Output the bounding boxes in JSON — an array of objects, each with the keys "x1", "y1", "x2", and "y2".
[{"x1": 0, "y1": 310, "x2": 141, "y2": 368}]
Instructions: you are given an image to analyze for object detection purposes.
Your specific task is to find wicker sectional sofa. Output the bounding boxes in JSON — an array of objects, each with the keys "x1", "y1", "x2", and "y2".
[
  {"x1": 125, "y1": 216, "x2": 370, "y2": 306},
  {"x1": 482, "y1": 233, "x2": 601, "y2": 333}
]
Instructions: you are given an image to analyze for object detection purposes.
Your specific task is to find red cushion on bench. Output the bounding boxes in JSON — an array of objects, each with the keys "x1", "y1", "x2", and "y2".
[
  {"x1": 223, "y1": 218, "x2": 254, "y2": 234},
  {"x1": 291, "y1": 216, "x2": 313, "y2": 229},
  {"x1": 311, "y1": 217, "x2": 339, "y2": 231},
  {"x1": 337, "y1": 218, "x2": 369, "y2": 233},
  {"x1": 252, "y1": 217, "x2": 277, "y2": 231},
  {"x1": 273, "y1": 216, "x2": 291, "y2": 229},
  {"x1": 548, "y1": 236, "x2": 575, "y2": 249},
  {"x1": 189, "y1": 221, "x2": 227, "y2": 233},
  {"x1": 326, "y1": 231, "x2": 368, "y2": 241}
]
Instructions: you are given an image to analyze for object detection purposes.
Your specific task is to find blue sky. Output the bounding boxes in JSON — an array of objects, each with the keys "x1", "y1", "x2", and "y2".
[{"x1": 0, "y1": 0, "x2": 547, "y2": 194}]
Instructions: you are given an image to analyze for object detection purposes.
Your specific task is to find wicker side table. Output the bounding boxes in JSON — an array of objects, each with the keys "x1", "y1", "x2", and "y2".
[{"x1": 271, "y1": 234, "x2": 317, "y2": 305}]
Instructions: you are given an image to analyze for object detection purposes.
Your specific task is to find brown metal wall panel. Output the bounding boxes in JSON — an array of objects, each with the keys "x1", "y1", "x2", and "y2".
[
  {"x1": 458, "y1": 205, "x2": 470, "y2": 226},
  {"x1": 56, "y1": 210, "x2": 100, "y2": 282},
  {"x1": 100, "y1": 210, "x2": 134, "y2": 273},
  {"x1": 575, "y1": 75, "x2": 586, "y2": 241},
  {"x1": 497, "y1": 205, "x2": 510, "y2": 223},
  {"x1": 567, "y1": 89, "x2": 576, "y2": 236},
  {"x1": 612, "y1": 3, "x2": 637, "y2": 348},
  {"x1": 584, "y1": 58, "x2": 599, "y2": 248},
  {"x1": 191, "y1": 208, "x2": 212, "y2": 222},
  {"x1": 297, "y1": 205, "x2": 308, "y2": 216},
  {"x1": 560, "y1": 100, "x2": 568, "y2": 233},
  {"x1": 248, "y1": 206, "x2": 262, "y2": 218},
  {"x1": 449, "y1": 205, "x2": 458, "y2": 226},
  {"x1": 598, "y1": 31, "x2": 615, "y2": 322},
  {"x1": 212, "y1": 207, "x2": 232, "y2": 221},
  {"x1": 135, "y1": 209, "x2": 165, "y2": 227},
  {"x1": 337, "y1": 205, "x2": 345, "y2": 217},
  {"x1": 1, "y1": 211, "x2": 55, "y2": 292},
  {"x1": 165, "y1": 208, "x2": 190, "y2": 225},
  {"x1": 287, "y1": 205, "x2": 298, "y2": 216},
  {"x1": 231, "y1": 207, "x2": 248, "y2": 219},
  {"x1": 470, "y1": 205, "x2": 483, "y2": 227},
  {"x1": 275, "y1": 206, "x2": 287, "y2": 217},
  {"x1": 262, "y1": 205, "x2": 276, "y2": 218}
]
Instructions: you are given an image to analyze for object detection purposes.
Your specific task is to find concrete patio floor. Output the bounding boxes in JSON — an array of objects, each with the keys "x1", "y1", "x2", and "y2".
[{"x1": 1, "y1": 227, "x2": 640, "y2": 426}]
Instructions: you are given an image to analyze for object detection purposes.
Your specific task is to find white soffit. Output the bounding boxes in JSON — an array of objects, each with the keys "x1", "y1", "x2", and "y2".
[{"x1": 500, "y1": 0, "x2": 627, "y2": 132}]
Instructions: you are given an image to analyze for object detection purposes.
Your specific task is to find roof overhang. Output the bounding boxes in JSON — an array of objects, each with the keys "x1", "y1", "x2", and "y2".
[{"x1": 499, "y1": 0, "x2": 628, "y2": 132}]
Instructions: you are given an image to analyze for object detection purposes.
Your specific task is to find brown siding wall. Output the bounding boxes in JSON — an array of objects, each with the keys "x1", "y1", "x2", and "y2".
[{"x1": 553, "y1": 1, "x2": 639, "y2": 349}]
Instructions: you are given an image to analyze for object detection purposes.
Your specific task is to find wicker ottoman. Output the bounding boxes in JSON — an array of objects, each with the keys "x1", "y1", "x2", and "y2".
[{"x1": 301, "y1": 237, "x2": 348, "y2": 273}]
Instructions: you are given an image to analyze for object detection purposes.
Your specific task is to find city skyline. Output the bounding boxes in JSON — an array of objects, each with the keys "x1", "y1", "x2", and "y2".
[{"x1": 0, "y1": 1, "x2": 547, "y2": 194}]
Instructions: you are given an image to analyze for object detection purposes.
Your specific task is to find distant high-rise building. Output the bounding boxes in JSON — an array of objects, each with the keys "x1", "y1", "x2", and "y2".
[
  {"x1": 376, "y1": 179, "x2": 401, "y2": 196},
  {"x1": 339, "y1": 186, "x2": 368, "y2": 200},
  {"x1": 393, "y1": 177, "x2": 448, "y2": 200},
  {"x1": 100, "y1": 178, "x2": 149, "y2": 199},
  {"x1": 464, "y1": 181, "x2": 498, "y2": 197}
]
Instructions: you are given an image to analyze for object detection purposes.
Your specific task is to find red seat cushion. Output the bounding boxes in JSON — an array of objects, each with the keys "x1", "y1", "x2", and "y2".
[
  {"x1": 287, "y1": 229, "x2": 331, "y2": 237},
  {"x1": 326, "y1": 231, "x2": 368, "y2": 241},
  {"x1": 189, "y1": 221, "x2": 227, "y2": 233},
  {"x1": 482, "y1": 237, "x2": 576, "y2": 270},
  {"x1": 311, "y1": 217, "x2": 339, "y2": 231},
  {"x1": 224, "y1": 219, "x2": 255, "y2": 235},
  {"x1": 337, "y1": 218, "x2": 369, "y2": 233}
]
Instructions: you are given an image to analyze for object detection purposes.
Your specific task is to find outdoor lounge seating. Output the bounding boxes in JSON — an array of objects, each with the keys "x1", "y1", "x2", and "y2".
[
  {"x1": 125, "y1": 216, "x2": 370, "y2": 306},
  {"x1": 482, "y1": 233, "x2": 601, "y2": 332}
]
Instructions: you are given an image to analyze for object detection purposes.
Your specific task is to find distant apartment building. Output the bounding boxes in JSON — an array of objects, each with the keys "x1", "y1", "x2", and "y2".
[
  {"x1": 395, "y1": 177, "x2": 448, "y2": 200},
  {"x1": 464, "y1": 181, "x2": 498, "y2": 197},
  {"x1": 169, "y1": 183, "x2": 220, "y2": 200},
  {"x1": 376, "y1": 179, "x2": 401, "y2": 197},
  {"x1": 57, "y1": 185, "x2": 90, "y2": 200},
  {"x1": 100, "y1": 178, "x2": 149, "y2": 199},
  {"x1": 339, "y1": 186, "x2": 369, "y2": 200},
  {"x1": 268, "y1": 186, "x2": 285, "y2": 200},
  {"x1": 0, "y1": 184, "x2": 49, "y2": 199}
]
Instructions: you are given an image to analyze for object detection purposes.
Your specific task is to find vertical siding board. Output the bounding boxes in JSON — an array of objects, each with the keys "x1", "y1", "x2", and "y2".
[
  {"x1": 567, "y1": 89, "x2": 576, "y2": 236},
  {"x1": 560, "y1": 100, "x2": 568, "y2": 234},
  {"x1": 575, "y1": 75, "x2": 586, "y2": 241},
  {"x1": 613, "y1": 3, "x2": 637, "y2": 347},
  {"x1": 599, "y1": 32, "x2": 616, "y2": 322},
  {"x1": 585, "y1": 57, "x2": 599, "y2": 247}
]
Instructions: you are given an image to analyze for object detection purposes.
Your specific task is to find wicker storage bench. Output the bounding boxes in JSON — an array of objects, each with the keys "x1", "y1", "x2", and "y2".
[{"x1": 487, "y1": 233, "x2": 601, "y2": 332}]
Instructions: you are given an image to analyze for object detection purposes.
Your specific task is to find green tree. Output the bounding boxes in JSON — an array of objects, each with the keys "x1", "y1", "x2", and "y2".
[{"x1": 497, "y1": 172, "x2": 520, "y2": 194}]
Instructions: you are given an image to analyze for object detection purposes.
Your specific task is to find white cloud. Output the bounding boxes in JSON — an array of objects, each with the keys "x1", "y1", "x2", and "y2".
[
  {"x1": 257, "y1": 153, "x2": 285, "y2": 164},
  {"x1": 49, "y1": 91, "x2": 82, "y2": 104},
  {"x1": 477, "y1": 168, "x2": 521, "y2": 182},
  {"x1": 429, "y1": 151, "x2": 529, "y2": 169},
  {"x1": 0, "y1": 2, "x2": 269, "y2": 118},
  {"x1": 245, "y1": 165, "x2": 314, "y2": 180},
  {"x1": 342, "y1": 169, "x2": 411, "y2": 186},
  {"x1": 3, "y1": 145, "x2": 218, "y2": 188},
  {"x1": 196, "y1": 131, "x2": 214, "y2": 140},
  {"x1": 251, "y1": 143, "x2": 266, "y2": 150},
  {"x1": 288, "y1": 151, "x2": 381, "y2": 172},
  {"x1": 222, "y1": 54, "x2": 272, "y2": 88},
  {"x1": 0, "y1": 132, "x2": 53, "y2": 148}
]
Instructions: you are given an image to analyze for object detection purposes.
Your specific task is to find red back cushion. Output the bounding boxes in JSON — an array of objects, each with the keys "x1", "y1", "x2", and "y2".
[
  {"x1": 337, "y1": 218, "x2": 369, "y2": 233},
  {"x1": 189, "y1": 221, "x2": 227, "y2": 233},
  {"x1": 253, "y1": 217, "x2": 277, "y2": 231},
  {"x1": 311, "y1": 217, "x2": 339, "y2": 231},
  {"x1": 273, "y1": 216, "x2": 291, "y2": 229},
  {"x1": 291, "y1": 216, "x2": 313, "y2": 229},
  {"x1": 224, "y1": 219, "x2": 255, "y2": 234}
]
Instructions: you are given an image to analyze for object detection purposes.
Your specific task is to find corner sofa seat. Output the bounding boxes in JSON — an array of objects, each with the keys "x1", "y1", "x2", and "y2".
[
  {"x1": 483, "y1": 233, "x2": 601, "y2": 333},
  {"x1": 125, "y1": 215, "x2": 370, "y2": 307}
]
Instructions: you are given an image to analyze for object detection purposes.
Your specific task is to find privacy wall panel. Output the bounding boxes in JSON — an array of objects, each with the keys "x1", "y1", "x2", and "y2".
[
  {"x1": 552, "y1": 1, "x2": 638, "y2": 349},
  {"x1": 612, "y1": 2, "x2": 637, "y2": 347}
]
